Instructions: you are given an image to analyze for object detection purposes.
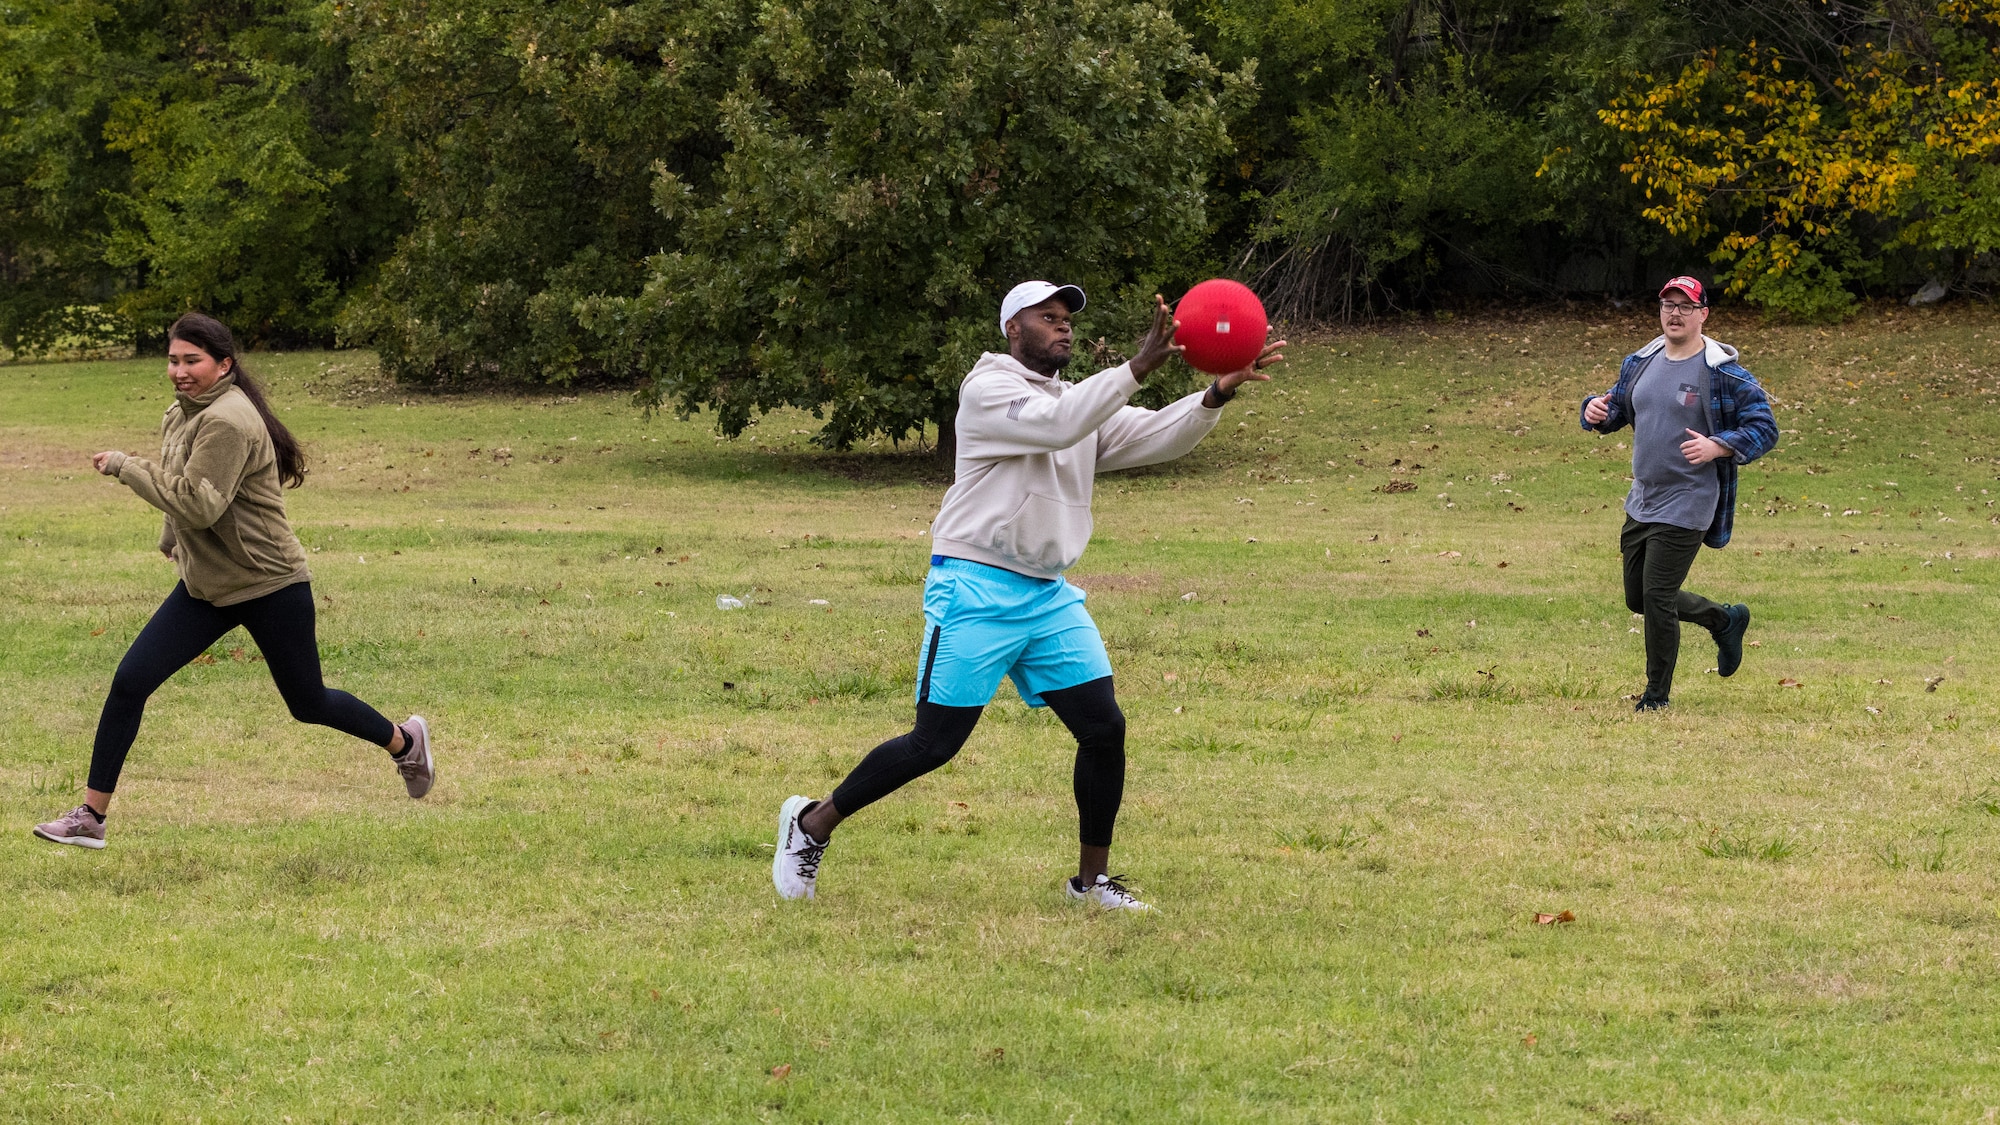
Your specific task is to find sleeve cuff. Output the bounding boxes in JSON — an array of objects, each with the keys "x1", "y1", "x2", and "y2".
[{"x1": 102, "y1": 451, "x2": 128, "y2": 476}]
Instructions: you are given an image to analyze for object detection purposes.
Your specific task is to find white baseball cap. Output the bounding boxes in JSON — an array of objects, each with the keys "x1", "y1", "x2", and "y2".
[{"x1": 999, "y1": 280, "x2": 1086, "y2": 338}]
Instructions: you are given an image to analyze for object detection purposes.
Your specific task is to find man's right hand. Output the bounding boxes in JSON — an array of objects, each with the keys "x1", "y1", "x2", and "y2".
[
  {"x1": 1128, "y1": 294, "x2": 1182, "y2": 381},
  {"x1": 1583, "y1": 395, "x2": 1612, "y2": 425}
]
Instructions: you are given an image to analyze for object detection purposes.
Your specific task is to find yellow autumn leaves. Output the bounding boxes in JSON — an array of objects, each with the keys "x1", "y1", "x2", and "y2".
[{"x1": 1591, "y1": 1, "x2": 2000, "y2": 316}]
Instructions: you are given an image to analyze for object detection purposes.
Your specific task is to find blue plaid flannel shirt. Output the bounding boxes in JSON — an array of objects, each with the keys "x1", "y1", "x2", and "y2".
[{"x1": 1578, "y1": 342, "x2": 1778, "y2": 549}]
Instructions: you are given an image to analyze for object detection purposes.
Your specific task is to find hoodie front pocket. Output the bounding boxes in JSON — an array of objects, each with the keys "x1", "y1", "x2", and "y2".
[
  {"x1": 210, "y1": 509, "x2": 261, "y2": 570},
  {"x1": 991, "y1": 493, "x2": 1091, "y2": 573}
]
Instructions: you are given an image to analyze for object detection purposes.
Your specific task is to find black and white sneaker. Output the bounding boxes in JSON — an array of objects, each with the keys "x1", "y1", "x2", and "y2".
[
  {"x1": 1065, "y1": 873, "x2": 1153, "y2": 912},
  {"x1": 773, "y1": 795, "x2": 827, "y2": 901}
]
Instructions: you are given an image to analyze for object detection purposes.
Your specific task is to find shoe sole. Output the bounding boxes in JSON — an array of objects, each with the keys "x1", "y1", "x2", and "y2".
[
  {"x1": 402, "y1": 715, "x2": 434, "y2": 799},
  {"x1": 773, "y1": 795, "x2": 814, "y2": 900},
  {"x1": 33, "y1": 827, "x2": 105, "y2": 849}
]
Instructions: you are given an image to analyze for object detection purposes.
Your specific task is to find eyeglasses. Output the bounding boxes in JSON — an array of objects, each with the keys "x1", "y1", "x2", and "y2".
[{"x1": 1659, "y1": 301, "x2": 1704, "y2": 315}]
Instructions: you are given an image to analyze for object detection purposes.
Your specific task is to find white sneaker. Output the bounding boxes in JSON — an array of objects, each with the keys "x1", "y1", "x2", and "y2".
[
  {"x1": 1065, "y1": 873, "x2": 1153, "y2": 912},
  {"x1": 773, "y1": 795, "x2": 827, "y2": 900}
]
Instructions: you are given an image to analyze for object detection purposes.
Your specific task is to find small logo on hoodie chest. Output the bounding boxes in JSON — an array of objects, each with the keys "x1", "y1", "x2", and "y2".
[{"x1": 1678, "y1": 383, "x2": 1699, "y2": 408}]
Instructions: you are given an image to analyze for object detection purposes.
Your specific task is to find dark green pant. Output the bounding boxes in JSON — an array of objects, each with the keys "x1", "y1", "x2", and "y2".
[{"x1": 1620, "y1": 517, "x2": 1730, "y2": 701}]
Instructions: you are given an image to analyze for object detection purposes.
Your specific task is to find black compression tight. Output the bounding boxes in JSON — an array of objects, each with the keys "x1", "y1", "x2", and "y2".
[
  {"x1": 827, "y1": 675, "x2": 1127, "y2": 846},
  {"x1": 88, "y1": 581, "x2": 396, "y2": 793}
]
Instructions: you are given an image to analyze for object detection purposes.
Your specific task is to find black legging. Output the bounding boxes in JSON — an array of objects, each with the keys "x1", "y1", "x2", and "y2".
[
  {"x1": 828, "y1": 675, "x2": 1127, "y2": 846},
  {"x1": 89, "y1": 581, "x2": 395, "y2": 793}
]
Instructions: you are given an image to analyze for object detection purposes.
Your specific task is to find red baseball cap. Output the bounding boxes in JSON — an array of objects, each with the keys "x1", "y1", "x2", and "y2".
[{"x1": 1659, "y1": 276, "x2": 1707, "y2": 305}]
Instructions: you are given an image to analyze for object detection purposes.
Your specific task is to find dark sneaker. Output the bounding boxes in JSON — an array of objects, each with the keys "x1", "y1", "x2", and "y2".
[
  {"x1": 395, "y1": 715, "x2": 434, "y2": 798},
  {"x1": 1065, "y1": 873, "x2": 1153, "y2": 912},
  {"x1": 33, "y1": 805, "x2": 107, "y2": 849},
  {"x1": 1714, "y1": 604, "x2": 1751, "y2": 678},
  {"x1": 1634, "y1": 697, "x2": 1670, "y2": 713},
  {"x1": 773, "y1": 795, "x2": 826, "y2": 900}
]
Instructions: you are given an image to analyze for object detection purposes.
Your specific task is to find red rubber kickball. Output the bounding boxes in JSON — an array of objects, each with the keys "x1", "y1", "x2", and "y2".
[{"x1": 1173, "y1": 279, "x2": 1268, "y2": 375}]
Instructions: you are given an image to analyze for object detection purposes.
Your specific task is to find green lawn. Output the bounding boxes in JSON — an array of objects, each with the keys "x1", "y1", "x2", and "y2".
[{"x1": 3, "y1": 305, "x2": 1998, "y2": 1121}]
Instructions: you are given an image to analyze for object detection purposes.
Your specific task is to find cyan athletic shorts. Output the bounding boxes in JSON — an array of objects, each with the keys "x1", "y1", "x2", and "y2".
[{"x1": 916, "y1": 556, "x2": 1113, "y2": 708}]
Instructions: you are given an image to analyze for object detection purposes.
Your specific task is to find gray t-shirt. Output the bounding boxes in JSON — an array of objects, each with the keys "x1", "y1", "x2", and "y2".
[{"x1": 1625, "y1": 351, "x2": 1719, "y2": 531}]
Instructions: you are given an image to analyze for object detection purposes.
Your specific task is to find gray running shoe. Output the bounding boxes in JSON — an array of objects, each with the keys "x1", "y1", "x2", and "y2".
[
  {"x1": 395, "y1": 715, "x2": 435, "y2": 799},
  {"x1": 33, "y1": 805, "x2": 107, "y2": 849}
]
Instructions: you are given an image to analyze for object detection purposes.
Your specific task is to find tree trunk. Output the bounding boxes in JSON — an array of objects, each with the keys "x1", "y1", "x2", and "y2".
[{"x1": 933, "y1": 410, "x2": 957, "y2": 466}]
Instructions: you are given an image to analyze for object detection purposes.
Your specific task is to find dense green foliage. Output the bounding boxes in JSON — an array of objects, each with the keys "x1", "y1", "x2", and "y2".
[
  {"x1": 0, "y1": 0, "x2": 401, "y2": 349},
  {"x1": 338, "y1": 0, "x2": 1243, "y2": 447},
  {"x1": 4, "y1": 1, "x2": 1998, "y2": 436}
]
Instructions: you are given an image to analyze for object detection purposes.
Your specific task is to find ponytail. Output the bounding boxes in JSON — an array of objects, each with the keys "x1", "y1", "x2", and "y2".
[{"x1": 167, "y1": 312, "x2": 308, "y2": 488}]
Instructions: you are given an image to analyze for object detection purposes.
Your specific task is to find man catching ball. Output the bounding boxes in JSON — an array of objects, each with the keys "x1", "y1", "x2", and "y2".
[{"x1": 774, "y1": 281, "x2": 1283, "y2": 910}]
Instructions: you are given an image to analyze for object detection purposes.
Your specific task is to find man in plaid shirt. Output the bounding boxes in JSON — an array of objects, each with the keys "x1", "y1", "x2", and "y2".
[{"x1": 1580, "y1": 276, "x2": 1780, "y2": 711}]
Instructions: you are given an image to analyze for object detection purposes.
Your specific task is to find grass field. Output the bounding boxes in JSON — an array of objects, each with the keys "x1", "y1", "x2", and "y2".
[{"x1": 3, "y1": 304, "x2": 1999, "y2": 1121}]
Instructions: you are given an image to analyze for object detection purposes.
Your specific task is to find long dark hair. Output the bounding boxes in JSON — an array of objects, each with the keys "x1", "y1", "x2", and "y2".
[{"x1": 168, "y1": 312, "x2": 307, "y2": 488}]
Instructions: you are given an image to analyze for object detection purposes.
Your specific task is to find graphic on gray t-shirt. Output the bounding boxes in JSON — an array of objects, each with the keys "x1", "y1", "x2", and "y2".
[{"x1": 1625, "y1": 351, "x2": 1719, "y2": 532}]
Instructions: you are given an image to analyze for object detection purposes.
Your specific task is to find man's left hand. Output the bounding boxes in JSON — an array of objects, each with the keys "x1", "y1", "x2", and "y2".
[
  {"x1": 1216, "y1": 339, "x2": 1287, "y2": 395},
  {"x1": 1680, "y1": 429, "x2": 1731, "y2": 465}
]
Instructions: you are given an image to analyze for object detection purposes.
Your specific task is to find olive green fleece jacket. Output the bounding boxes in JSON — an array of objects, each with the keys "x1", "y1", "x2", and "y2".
[{"x1": 99, "y1": 373, "x2": 311, "y2": 606}]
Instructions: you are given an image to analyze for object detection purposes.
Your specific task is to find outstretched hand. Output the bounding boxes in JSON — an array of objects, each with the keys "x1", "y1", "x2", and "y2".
[
  {"x1": 1216, "y1": 338, "x2": 1286, "y2": 394},
  {"x1": 1128, "y1": 294, "x2": 1183, "y2": 380}
]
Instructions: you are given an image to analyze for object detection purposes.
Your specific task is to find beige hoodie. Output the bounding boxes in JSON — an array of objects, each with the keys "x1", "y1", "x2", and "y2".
[
  {"x1": 100, "y1": 374, "x2": 311, "y2": 606},
  {"x1": 928, "y1": 352, "x2": 1224, "y2": 578}
]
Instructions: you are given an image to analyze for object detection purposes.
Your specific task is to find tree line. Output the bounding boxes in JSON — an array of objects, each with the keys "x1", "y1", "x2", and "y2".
[{"x1": 4, "y1": 0, "x2": 1997, "y2": 447}]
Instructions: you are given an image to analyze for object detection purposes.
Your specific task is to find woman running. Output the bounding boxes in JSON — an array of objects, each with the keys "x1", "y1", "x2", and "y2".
[{"x1": 32, "y1": 312, "x2": 433, "y2": 849}]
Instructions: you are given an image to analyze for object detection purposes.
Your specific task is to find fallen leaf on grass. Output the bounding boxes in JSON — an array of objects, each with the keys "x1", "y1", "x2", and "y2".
[
  {"x1": 1415, "y1": 628, "x2": 1431, "y2": 637},
  {"x1": 90, "y1": 628, "x2": 104, "y2": 636},
  {"x1": 191, "y1": 654, "x2": 217, "y2": 665},
  {"x1": 1522, "y1": 1034, "x2": 1538, "y2": 1047},
  {"x1": 1496, "y1": 561, "x2": 1509, "y2": 568},
  {"x1": 1374, "y1": 480, "x2": 1418, "y2": 493},
  {"x1": 1778, "y1": 678, "x2": 1803, "y2": 688},
  {"x1": 769, "y1": 1064, "x2": 791, "y2": 1081},
  {"x1": 1436, "y1": 551, "x2": 1461, "y2": 559},
  {"x1": 1865, "y1": 706, "x2": 1882, "y2": 715},
  {"x1": 1534, "y1": 911, "x2": 1576, "y2": 925},
  {"x1": 1747, "y1": 640, "x2": 1762, "y2": 647},
  {"x1": 228, "y1": 647, "x2": 247, "y2": 662},
  {"x1": 1162, "y1": 672, "x2": 1178, "y2": 683},
  {"x1": 1875, "y1": 678, "x2": 1892, "y2": 684},
  {"x1": 1180, "y1": 591, "x2": 1197, "y2": 602},
  {"x1": 1926, "y1": 676, "x2": 1944, "y2": 692}
]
